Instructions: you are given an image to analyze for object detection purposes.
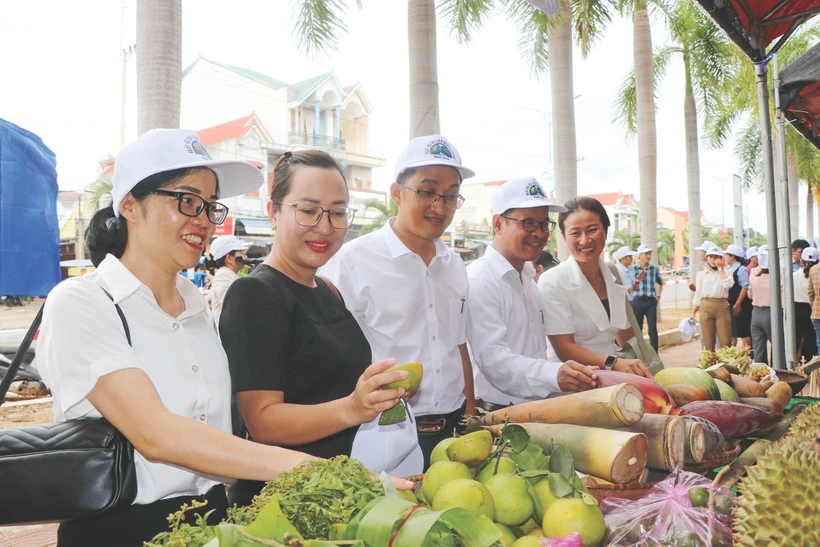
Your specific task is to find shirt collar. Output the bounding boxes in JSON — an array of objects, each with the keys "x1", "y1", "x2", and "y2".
[
  {"x1": 728, "y1": 262, "x2": 740, "y2": 272},
  {"x1": 383, "y1": 217, "x2": 448, "y2": 260},
  {"x1": 484, "y1": 246, "x2": 536, "y2": 282}
]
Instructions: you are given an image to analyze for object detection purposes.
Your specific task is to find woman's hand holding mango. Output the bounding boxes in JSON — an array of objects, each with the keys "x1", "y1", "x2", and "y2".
[{"x1": 346, "y1": 359, "x2": 407, "y2": 423}]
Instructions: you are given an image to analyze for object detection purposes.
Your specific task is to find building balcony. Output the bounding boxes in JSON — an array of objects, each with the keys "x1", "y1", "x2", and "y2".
[{"x1": 288, "y1": 131, "x2": 345, "y2": 149}]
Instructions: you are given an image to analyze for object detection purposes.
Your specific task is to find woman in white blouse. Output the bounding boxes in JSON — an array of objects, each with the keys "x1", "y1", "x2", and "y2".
[
  {"x1": 692, "y1": 246, "x2": 733, "y2": 351},
  {"x1": 37, "y1": 130, "x2": 411, "y2": 546},
  {"x1": 538, "y1": 197, "x2": 651, "y2": 377}
]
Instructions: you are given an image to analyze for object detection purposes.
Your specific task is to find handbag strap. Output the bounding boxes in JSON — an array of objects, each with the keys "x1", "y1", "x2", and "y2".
[
  {"x1": 317, "y1": 275, "x2": 342, "y2": 302},
  {"x1": 0, "y1": 287, "x2": 131, "y2": 407}
]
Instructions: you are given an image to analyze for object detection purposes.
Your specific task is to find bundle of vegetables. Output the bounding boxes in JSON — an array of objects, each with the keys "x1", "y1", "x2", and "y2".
[{"x1": 147, "y1": 456, "x2": 386, "y2": 546}]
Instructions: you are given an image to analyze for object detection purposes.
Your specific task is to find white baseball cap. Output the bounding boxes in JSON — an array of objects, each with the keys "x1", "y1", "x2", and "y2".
[
  {"x1": 706, "y1": 246, "x2": 723, "y2": 257},
  {"x1": 637, "y1": 244, "x2": 652, "y2": 254},
  {"x1": 492, "y1": 177, "x2": 567, "y2": 215},
  {"x1": 802, "y1": 247, "x2": 819, "y2": 263},
  {"x1": 394, "y1": 134, "x2": 475, "y2": 181},
  {"x1": 112, "y1": 129, "x2": 264, "y2": 217},
  {"x1": 210, "y1": 235, "x2": 252, "y2": 261},
  {"x1": 613, "y1": 246, "x2": 634, "y2": 261},
  {"x1": 758, "y1": 245, "x2": 769, "y2": 269},
  {"x1": 725, "y1": 244, "x2": 745, "y2": 258},
  {"x1": 746, "y1": 246, "x2": 759, "y2": 259},
  {"x1": 695, "y1": 240, "x2": 717, "y2": 251}
]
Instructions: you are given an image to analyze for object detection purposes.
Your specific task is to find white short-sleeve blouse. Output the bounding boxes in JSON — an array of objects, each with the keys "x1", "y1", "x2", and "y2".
[{"x1": 37, "y1": 255, "x2": 233, "y2": 505}]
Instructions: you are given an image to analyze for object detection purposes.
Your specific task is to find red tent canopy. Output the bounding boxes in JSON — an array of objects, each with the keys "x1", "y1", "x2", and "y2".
[
  {"x1": 696, "y1": 0, "x2": 820, "y2": 61},
  {"x1": 781, "y1": 41, "x2": 820, "y2": 149}
]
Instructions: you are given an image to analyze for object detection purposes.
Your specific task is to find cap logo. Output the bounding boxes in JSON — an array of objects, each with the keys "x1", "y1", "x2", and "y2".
[
  {"x1": 525, "y1": 181, "x2": 547, "y2": 200},
  {"x1": 425, "y1": 138, "x2": 454, "y2": 161},
  {"x1": 185, "y1": 135, "x2": 212, "y2": 160}
]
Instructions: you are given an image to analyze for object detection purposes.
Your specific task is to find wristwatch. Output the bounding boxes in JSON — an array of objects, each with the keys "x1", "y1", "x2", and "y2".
[{"x1": 605, "y1": 355, "x2": 618, "y2": 368}]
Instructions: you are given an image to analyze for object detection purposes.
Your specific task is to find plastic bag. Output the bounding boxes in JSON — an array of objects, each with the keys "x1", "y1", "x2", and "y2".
[
  {"x1": 541, "y1": 533, "x2": 583, "y2": 547},
  {"x1": 601, "y1": 470, "x2": 735, "y2": 547}
]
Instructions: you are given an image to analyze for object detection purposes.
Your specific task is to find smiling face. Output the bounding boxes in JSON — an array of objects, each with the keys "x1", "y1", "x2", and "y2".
[
  {"x1": 120, "y1": 168, "x2": 218, "y2": 273},
  {"x1": 562, "y1": 209, "x2": 607, "y2": 266},
  {"x1": 391, "y1": 165, "x2": 461, "y2": 242},
  {"x1": 268, "y1": 165, "x2": 349, "y2": 271},
  {"x1": 493, "y1": 206, "x2": 552, "y2": 272}
]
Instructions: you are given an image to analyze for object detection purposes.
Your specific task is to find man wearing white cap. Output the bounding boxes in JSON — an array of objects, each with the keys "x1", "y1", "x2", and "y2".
[
  {"x1": 207, "y1": 235, "x2": 252, "y2": 327},
  {"x1": 631, "y1": 244, "x2": 664, "y2": 351},
  {"x1": 322, "y1": 134, "x2": 476, "y2": 468},
  {"x1": 689, "y1": 240, "x2": 718, "y2": 292},
  {"x1": 465, "y1": 178, "x2": 600, "y2": 410},
  {"x1": 613, "y1": 246, "x2": 639, "y2": 302}
]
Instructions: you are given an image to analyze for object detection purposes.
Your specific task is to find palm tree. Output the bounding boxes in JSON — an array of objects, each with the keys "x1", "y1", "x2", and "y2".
[
  {"x1": 86, "y1": 178, "x2": 114, "y2": 212},
  {"x1": 358, "y1": 198, "x2": 399, "y2": 236},
  {"x1": 657, "y1": 229, "x2": 675, "y2": 266},
  {"x1": 136, "y1": 0, "x2": 182, "y2": 134},
  {"x1": 614, "y1": 1, "x2": 733, "y2": 281},
  {"x1": 606, "y1": 230, "x2": 642, "y2": 257}
]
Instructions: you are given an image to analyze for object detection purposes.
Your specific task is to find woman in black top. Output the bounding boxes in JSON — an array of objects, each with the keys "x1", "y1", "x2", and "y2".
[{"x1": 220, "y1": 151, "x2": 408, "y2": 505}]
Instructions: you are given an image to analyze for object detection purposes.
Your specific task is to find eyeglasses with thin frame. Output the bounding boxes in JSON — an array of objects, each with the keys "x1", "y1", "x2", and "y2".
[
  {"x1": 280, "y1": 202, "x2": 358, "y2": 229},
  {"x1": 397, "y1": 182, "x2": 465, "y2": 210},
  {"x1": 501, "y1": 214, "x2": 556, "y2": 233},
  {"x1": 150, "y1": 190, "x2": 229, "y2": 225}
]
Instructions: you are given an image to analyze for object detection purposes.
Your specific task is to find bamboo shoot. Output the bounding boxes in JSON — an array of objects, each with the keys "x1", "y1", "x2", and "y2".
[
  {"x1": 683, "y1": 420, "x2": 706, "y2": 464},
  {"x1": 616, "y1": 413, "x2": 685, "y2": 471},
  {"x1": 470, "y1": 384, "x2": 644, "y2": 429},
  {"x1": 487, "y1": 422, "x2": 647, "y2": 484}
]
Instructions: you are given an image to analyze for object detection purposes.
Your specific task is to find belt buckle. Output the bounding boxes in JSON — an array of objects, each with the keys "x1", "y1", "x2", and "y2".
[{"x1": 416, "y1": 417, "x2": 446, "y2": 435}]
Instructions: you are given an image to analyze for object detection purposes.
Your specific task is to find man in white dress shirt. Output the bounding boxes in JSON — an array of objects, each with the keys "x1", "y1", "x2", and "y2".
[
  {"x1": 322, "y1": 134, "x2": 476, "y2": 467},
  {"x1": 614, "y1": 246, "x2": 639, "y2": 302},
  {"x1": 466, "y1": 177, "x2": 601, "y2": 409}
]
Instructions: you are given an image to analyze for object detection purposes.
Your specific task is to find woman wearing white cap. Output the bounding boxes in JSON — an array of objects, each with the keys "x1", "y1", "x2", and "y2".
[
  {"x1": 748, "y1": 246, "x2": 775, "y2": 364},
  {"x1": 35, "y1": 130, "x2": 391, "y2": 546},
  {"x1": 219, "y1": 150, "x2": 416, "y2": 507},
  {"x1": 539, "y1": 197, "x2": 652, "y2": 378},
  {"x1": 205, "y1": 235, "x2": 251, "y2": 327},
  {"x1": 795, "y1": 247, "x2": 819, "y2": 361},
  {"x1": 692, "y1": 247, "x2": 733, "y2": 351},
  {"x1": 724, "y1": 244, "x2": 752, "y2": 348},
  {"x1": 746, "y1": 246, "x2": 759, "y2": 274}
]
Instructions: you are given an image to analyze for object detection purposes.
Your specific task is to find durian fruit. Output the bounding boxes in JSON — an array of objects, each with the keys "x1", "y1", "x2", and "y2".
[
  {"x1": 790, "y1": 402, "x2": 820, "y2": 433},
  {"x1": 733, "y1": 431, "x2": 820, "y2": 546}
]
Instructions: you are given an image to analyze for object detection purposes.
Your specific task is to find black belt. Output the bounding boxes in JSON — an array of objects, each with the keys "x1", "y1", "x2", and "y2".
[
  {"x1": 475, "y1": 399, "x2": 511, "y2": 413},
  {"x1": 416, "y1": 403, "x2": 465, "y2": 435},
  {"x1": 634, "y1": 295, "x2": 658, "y2": 300}
]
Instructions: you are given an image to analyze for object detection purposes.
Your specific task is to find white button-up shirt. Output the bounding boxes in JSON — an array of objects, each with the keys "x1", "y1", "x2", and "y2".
[
  {"x1": 321, "y1": 219, "x2": 468, "y2": 416},
  {"x1": 466, "y1": 246, "x2": 561, "y2": 405},
  {"x1": 210, "y1": 266, "x2": 238, "y2": 327},
  {"x1": 539, "y1": 257, "x2": 630, "y2": 359},
  {"x1": 692, "y1": 269, "x2": 734, "y2": 306},
  {"x1": 38, "y1": 255, "x2": 232, "y2": 505}
]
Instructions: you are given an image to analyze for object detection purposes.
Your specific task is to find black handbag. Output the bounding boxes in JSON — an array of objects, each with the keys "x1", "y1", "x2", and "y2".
[{"x1": 0, "y1": 290, "x2": 138, "y2": 524}]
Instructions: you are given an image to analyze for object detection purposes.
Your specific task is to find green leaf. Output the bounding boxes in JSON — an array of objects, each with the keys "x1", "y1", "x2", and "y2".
[
  {"x1": 354, "y1": 496, "x2": 413, "y2": 546},
  {"x1": 501, "y1": 424, "x2": 530, "y2": 453},
  {"x1": 509, "y1": 444, "x2": 549, "y2": 471},
  {"x1": 438, "y1": 507, "x2": 503, "y2": 547},
  {"x1": 705, "y1": 364, "x2": 725, "y2": 372},
  {"x1": 391, "y1": 509, "x2": 443, "y2": 547},
  {"x1": 581, "y1": 492, "x2": 598, "y2": 506},
  {"x1": 547, "y1": 445, "x2": 574, "y2": 478},
  {"x1": 379, "y1": 401, "x2": 407, "y2": 425},
  {"x1": 518, "y1": 469, "x2": 551, "y2": 479},
  {"x1": 245, "y1": 494, "x2": 303, "y2": 541},
  {"x1": 549, "y1": 473, "x2": 573, "y2": 498}
]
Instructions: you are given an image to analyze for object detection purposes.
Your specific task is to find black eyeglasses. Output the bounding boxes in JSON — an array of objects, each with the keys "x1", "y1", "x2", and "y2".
[
  {"x1": 280, "y1": 202, "x2": 357, "y2": 229},
  {"x1": 398, "y1": 182, "x2": 465, "y2": 210},
  {"x1": 501, "y1": 214, "x2": 556, "y2": 233},
  {"x1": 150, "y1": 190, "x2": 229, "y2": 225}
]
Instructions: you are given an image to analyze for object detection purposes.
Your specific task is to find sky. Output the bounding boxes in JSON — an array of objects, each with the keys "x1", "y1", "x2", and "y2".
[{"x1": 1, "y1": 0, "x2": 814, "y2": 237}]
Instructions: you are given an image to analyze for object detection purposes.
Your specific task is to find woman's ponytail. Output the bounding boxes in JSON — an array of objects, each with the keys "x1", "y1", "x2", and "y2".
[{"x1": 85, "y1": 206, "x2": 128, "y2": 267}]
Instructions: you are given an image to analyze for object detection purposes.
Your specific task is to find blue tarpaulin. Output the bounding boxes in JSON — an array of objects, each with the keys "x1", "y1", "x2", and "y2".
[{"x1": 0, "y1": 119, "x2": 61, "y2": 296}]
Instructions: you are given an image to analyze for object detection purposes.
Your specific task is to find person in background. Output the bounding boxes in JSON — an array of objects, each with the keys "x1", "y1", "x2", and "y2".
[
  {"x1": 322, "y1": 135, "x2": 476, "y2": 469},
  {"x1": 540, "y1": 197, "x2": 651, "y2": 378},
  {"x1": 467, "y1": 178, "x2": 600, "y2": 412},
  {"x1": 532, "y1": 250, "x2": 560, "y2": 284},
  {"x1": 724, "y1": 244, "x2": 752, "y2": 348},
  {"x1": 631, "y1": 244, "x2": 664, "y2": 352},
  {"x1": 205, "y1": 235, "x2": 251, "y2": 326},
  {"x1": 613, "y1": 246, "x2": 639, "y2": 302},
  {"x1": 807, "y1": 246, "x2": 820, "y2": 357},
  {"x1": 219, "y1": 150, "x2": 416, "y2": 507},
  {"x1": 746, "y1": 246, "x2": 759, "y2": 275},
  {"x1": 748, "y1": 246, "x2": 774, "y2": 364},
  {"x1": 795, "y1": 247, "x2": 819, "y2": 362},
  {"x1": 689, "y1": 240, "x2": 718, "y2": 292},
  {"x1": 692, "y1": 247, "x2": 733, "y2": 351},
  {"x1": 792, "y1": 239, "x2": 810, "y2": 273}
]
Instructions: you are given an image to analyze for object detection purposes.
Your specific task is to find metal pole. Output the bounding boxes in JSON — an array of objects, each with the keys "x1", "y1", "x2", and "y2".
[
  {"x1": 755, "y1": 61, "x2": 786, "y2": 370},
  {"x1": 733, "y1": 174, "x2": 744, "y2": 246},
  {"x1": 773, "y1": 55, "x2": 797, "y2": 370}
]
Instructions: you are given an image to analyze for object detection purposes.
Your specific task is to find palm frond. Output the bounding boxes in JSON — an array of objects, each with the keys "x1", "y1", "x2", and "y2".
[
  {"x1": 734, "y1": 118, "x2": 763, "y2": 190},
  {"x1": 86, "y1": 178, "x2": 114, "y2": 212},
  {"x1": 440, "y1": 0, "x2": 497, "y2": 44},
  {"x1": 570, "y1": 0, "x2": 613, "y2": 58},
  {"x1": 505, "y1": 0, "x2": 552, "y2": 77},
  {"x1": 612, "y1": 69, "x2": 638, "y2": 139},
  {"x1": 358, "y1": 198, "x2": 398, "y2": 235},
  {"x1": 289, "y1": 0, "x2": 349, "y2": 58}
]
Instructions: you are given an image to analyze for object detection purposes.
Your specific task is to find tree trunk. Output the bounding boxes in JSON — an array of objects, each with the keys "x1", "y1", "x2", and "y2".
[
  {"x1": 683, "y1": 59, "x2": 701, "y2": 291},
  {"x1": 407, "y1": 0, "x2": 440, "y2": 137},
  {"x1": 787, "y1": 152, "x2": 799, "y2": 241},
  {"x1": 548, "y1": 0, "x2": 577, "y2": 261},
  {"x1": 633, "y1": 7, "x2": 657, "y2": 265},
  {"x1": 136, "y1": 0, "x2": 182, "y2": 135},
  {"x1": 806, "y1": 188, "x2": 814, "y2": 244}
]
